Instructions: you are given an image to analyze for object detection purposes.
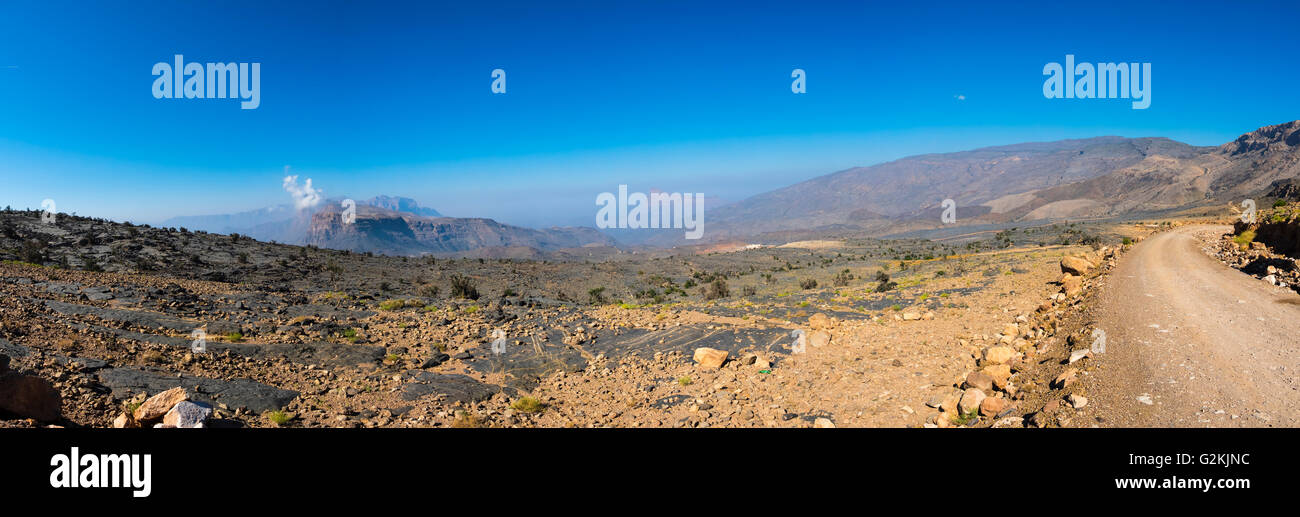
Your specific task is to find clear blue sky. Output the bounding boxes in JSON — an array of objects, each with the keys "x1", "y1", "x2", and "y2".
[{"x1": 1, "y1": 0, "x2": 1298, "y2": 227}]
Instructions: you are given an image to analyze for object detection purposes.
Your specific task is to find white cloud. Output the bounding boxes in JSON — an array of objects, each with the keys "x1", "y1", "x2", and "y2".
[
  {"x1": 281, "y1": 166, "x2": 323, "y2": 210},
  {"x1": 954, "y1": 94, "x2": 966, "y2": 101}
]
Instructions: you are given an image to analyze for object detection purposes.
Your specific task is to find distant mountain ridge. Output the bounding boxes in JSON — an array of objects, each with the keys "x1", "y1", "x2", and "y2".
[
  {"x1": 305, "y1": 203, "x2": 614, "y2": 256},
  {"x1": 693, "y1": 120, "x2": 1300, "y2": 241},
  {"x1": 161, "y1": 195, "x2": 443, "y2": 243}
]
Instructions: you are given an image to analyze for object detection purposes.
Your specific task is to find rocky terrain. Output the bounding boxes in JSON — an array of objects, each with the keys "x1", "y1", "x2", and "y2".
[
  {"x1": 1208, "y1": 201, "x2": 1300, "y2": 292},
  {"x1": 0, "y1": 207, "x2": 1148, "y2": 428}
]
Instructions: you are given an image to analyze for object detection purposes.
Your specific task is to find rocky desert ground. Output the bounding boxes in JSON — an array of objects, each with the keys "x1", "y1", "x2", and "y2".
[{"x1": 3, "y1": 205, "x2": 1291, "y2": 429}]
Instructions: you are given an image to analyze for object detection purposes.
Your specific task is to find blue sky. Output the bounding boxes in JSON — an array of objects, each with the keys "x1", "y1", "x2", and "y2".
[{"x1": 1, "y1": 0, "x2": 1298, "y2": 227}]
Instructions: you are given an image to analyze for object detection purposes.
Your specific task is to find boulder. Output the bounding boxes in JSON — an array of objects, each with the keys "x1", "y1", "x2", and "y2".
[
  {"x1": 958, "y1": 388, "x2": 986, "y2": 415},
  {"x1": 133, "y1": 386, "x2": 188, "y2": 422},
  {"x1": 692, "y1": 348, "x2": 728, "y2": 369},
  {"x1": 963, "y1": 371, "x2": 994, "y2": 392},
  {"x1": 162, "y1": 401, "x2": 213, "y2": 428},
  {"x1": 979, "y1": 396, "x2": 1007, "y2": 416},
  {"x1": 981, "y1": 364, "x2": 1012, "y2": 390},
  {"x1": 1061, "y1": 255, "x2": 1092, "y2": 276},
  {"x1": 982, "y1": 346, "x2": 1016, "y2": 365},
  {"x1": 1061, "y1": 274, "x2": 1083, "y2": 297},
  {"x1": 0, "y1": 373, "x2": 62, "y2": 422}
]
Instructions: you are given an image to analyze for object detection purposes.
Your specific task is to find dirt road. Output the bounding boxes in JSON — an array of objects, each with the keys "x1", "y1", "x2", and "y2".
[{"x1": 1083, "y1": 225, "x2": 1300, "y2": 427}]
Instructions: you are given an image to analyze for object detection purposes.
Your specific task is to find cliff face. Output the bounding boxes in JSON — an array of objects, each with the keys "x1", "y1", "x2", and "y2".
[{"x1": 305, "y1": 204, "x2": 614, "y2": 255}]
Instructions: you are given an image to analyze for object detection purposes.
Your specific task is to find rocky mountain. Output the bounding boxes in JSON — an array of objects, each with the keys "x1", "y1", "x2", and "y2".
[
  {"x1": 699, "y1": 120, "x2": 1300, "y2": 241},
  {"x1": 161, "y1": 196, "x2": 443, "y2": 243},
  {"x1": 305, "y1": 203, "x2": 615, "y2": 256}
]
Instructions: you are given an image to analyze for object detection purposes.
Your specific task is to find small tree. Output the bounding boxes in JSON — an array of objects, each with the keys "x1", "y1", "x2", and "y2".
[
  {"x1": 705, "y1": 278, "x2": 729, "y2": 300},
  {"x1": 588, "y1": 286, "x2": 607, "y2": 305},
  {"x1": 450, "y1": 274, "x2": 480, "y2": 300}
]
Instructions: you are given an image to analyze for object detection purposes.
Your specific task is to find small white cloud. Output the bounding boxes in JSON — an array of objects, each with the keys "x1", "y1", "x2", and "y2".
[
  {"x1": 954, "y1": 94, "x2": 966, "y2": 101},
  {"x1": 282, "y1": 166, "x2": 323, "y2": 210}
]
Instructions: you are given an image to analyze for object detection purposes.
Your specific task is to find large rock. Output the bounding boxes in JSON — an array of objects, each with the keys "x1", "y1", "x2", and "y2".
[
  {"x1": 400, "y1": 372, "x2": 502, "y2": 403},
  {"x1": 963, "y1": 371, "x2": 993, "y2": 392},
  {"x1": 958, "y1": 388, "x2": 986, "y2": 415},
  {"x1": 0, "y1": 373, "x2": 62, "y2": 422},
  {"x1": 979, "y1": 396, "x2": 1007, "y2": 416},
  {"x1": 134, "y1": 387, "x2": 189, "y2": 422},
  {"x1": 982, "y1": 364, "x2": 1012, "y2": 390},
  {"x1": 162, "y1": 401, "x2": 213, "y2": 428},
  {"x1": 982, "y1": 346, "x2": 1016, "y2": 365},
  {"x1": 1061, "y1": 274, "x2": 1083, "y2": 297},
  {"x1": 1060, "y1": 255, "x2": 1092, "y2": 276},
  {"x1": 692, "y1": 347, "x2": 728, "y2": 369},
  {"x1": 1001, "y1": 323, "x2": 1020, "y2": 338}
]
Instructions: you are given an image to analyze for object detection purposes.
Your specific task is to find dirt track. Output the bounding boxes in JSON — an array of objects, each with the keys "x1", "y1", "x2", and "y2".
[{"x1": 1084, "y1": 225, "x2": 1300, "y2": 427}]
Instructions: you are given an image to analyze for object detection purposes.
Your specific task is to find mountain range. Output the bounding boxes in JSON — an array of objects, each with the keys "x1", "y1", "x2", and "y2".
[
  {"x1": 694, "y1": 120, "x2": 1300, "y2": 242},
  {"x1": 161, "y1": 120, "x2": 1300, "y2": 255}
]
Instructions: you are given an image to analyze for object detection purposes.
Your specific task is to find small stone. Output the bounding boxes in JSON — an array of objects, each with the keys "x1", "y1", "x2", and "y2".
[
  {"x1": 1068, "y1": 349, "x2": 1092, "y2": 364},
  {"x1": 813, "y1": 417, "x2": 835, "y2": 428},
  {"x1": 162, "y1": 401, "x2": 213, "y2": 428},
  {"x1": 992, "y1": 416, "x2": 1024, "y2": 428},
  {"x1": 1069, "y1": 394, "x2": 1088, "y2": 409},
  {"x1": 112, "y1": 411, "x2": 136, "y2": 429},
  {"x1": 421, "y1": 353, "x2": 451, "y2": 369},
  {"x1": 1052, "y1": 368, "x2": 1078, "y2": 389},
  {"x1": 807, "y1": 313, "x2": 831, "y2": 330}
]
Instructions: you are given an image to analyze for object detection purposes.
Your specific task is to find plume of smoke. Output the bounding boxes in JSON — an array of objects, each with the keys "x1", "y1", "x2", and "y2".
[{"x1": 281, "y1": 166, "x2": 322, "y2": 210}]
